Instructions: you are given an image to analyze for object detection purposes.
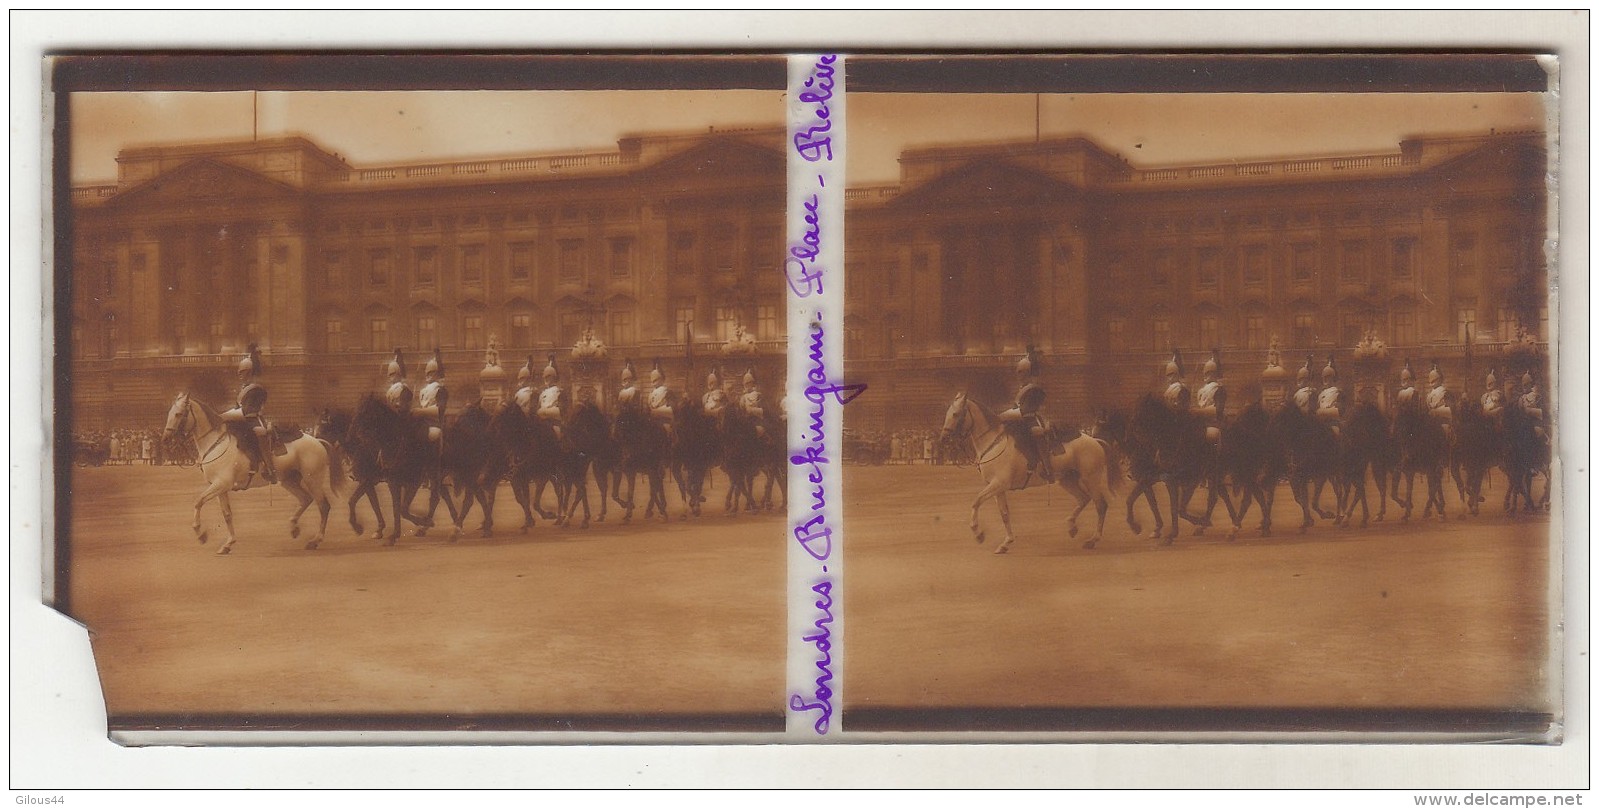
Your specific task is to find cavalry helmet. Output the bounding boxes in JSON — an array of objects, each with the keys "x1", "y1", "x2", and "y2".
[
  {"x1": 744, "y1": 367, "x2": 757, "y2": 387},
  {"x1": 387, "y1": 348, "x2": 406, "y2": 380},
  {"x1": 1322, "y1": 356, "x2": 1338, "y2": 383},
  {"x1": 706, "y1": 366, "x2": 721, "y2": 390},
  {"x1": 1486, "y1": 367, "x2": 1499, "y2": 390},
  {"x1": 1297, "y1": 355, "x2": 1313, "y2": 386},
  {"x1": 620, "y1": 359, "x2": 636, "y2": 384},
  {"x1": 1203, "y1": 348, "x2": 1221, "y2": 380},
  {"x1": 1164, "y1": 349, "x2": 1183, "y2": 379},
  {"x1": 1521, "y1": 370, "x2": 1535, "y2": 389},
  {"x1": 425, "y1": 347, "x2": 444, "y2": 380},
  {"x1": 1400, "y1": 359, "x2": 1414, "y2": 385},
  {"x1": 517, "y1": 354, "x2": 534, "y2": 385},
  {"x1": 543, "y1": 353, "x2": 559, "y2": 383},
  {"x1": 649, "y1": 358, "x2": 664, "y2": 386},
  {"x1": 1428, "y1": 360, "x2": 1443, "y2": 386},
  {"x1": 238, "y1": 342, "x2": 262, "y2": 377},
  {"x1": 1017, "y1": 344, "x2": 1041, "y2": 378}
]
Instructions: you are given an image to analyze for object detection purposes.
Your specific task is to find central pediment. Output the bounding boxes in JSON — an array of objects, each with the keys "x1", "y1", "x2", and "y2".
[
  {"x1": 887, "y1": 159, "x2": 1080, "y2": 210},
  {"x1": 636, "y1": 137, "x2": 785, "y2": 186},
  {"x1": 106, "y1": 158, "x2": 300, "y2": 213}
]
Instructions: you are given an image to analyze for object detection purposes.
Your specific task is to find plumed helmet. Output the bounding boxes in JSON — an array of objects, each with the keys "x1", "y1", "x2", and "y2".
[
  {"x1": 1165, "y1": 349, "x2": 1183, "y2": 379},
  {"x1": 1428, "y1": 360, "x2": 1442, "y2": 386},
  {"x1": 1521, "y1": 370, "x2": 1535, "y2": 388},
  {"x1": 387, "y1": 348, "x2": 406, "y2": 379},
  {"x1": 707, "y1": 366, "x2": 721, "y2": 389},
  {"x1": 744, "y1": 367, "x2": 757, "y2": 386},
  {"x1": 1485, "y1": 367, "x2": 1499, "y2": 390},
  {"x1": 238, "y1": 342, "x2": 262, "y2": 376},
  {"x1": 1297, "y1": 355, "x2": 1313, "y2": 385},
  {"x1": 1321, "y1": 356, "x2": 1338, "y2": 383},
  {"x1": 649, "y1": 358, "x2": 664, "y2": 386},
  {"x1": 1203, "y1": 348, "x2": 1221, "y2": 379},
  {"x1": 620, "y1": 359, "x2": 636, "y2": 384},
  {"x1": 1017, "y1": 344, "x2": 1040, "y2": 377},
  {"x1": 517, "y1": 354, "x2": 534, "y2": 384},
  {"x1": 1400, "y1": 359, "x2": 1414, "y2": 385},
  {"x1": 425, "y1": 347, "x2": 444, "y2": 379},
  {"x1": 543, "y1": 353, "x2": 558, "y2": 383}
]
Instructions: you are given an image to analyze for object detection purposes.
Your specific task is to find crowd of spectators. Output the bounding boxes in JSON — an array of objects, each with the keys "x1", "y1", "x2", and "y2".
[
  {"x1": 846, "y1": 428, "x2": 972, "y2": 466},
  {"x1": 70, "y1": 428, "x2": 182, "y2": 466}
]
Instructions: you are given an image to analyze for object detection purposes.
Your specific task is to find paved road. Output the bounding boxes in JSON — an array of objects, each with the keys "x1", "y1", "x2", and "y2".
[
  {"x1": 64, "y1": 464, "x2": 785, "y2": 719},
  {"x1": 843, "y1": 464, "x2": 1554, "y2": 714}
]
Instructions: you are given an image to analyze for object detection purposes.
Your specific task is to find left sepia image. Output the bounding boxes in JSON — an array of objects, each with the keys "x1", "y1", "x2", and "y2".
[{"x1": 54, "y1": 58, "x2": 791, "y2": 735}]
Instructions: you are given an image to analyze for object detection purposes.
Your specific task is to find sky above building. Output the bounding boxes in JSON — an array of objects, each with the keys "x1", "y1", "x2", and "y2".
[{"x1": 69, "y1": 90, "x2": 1547, "y2": 186}]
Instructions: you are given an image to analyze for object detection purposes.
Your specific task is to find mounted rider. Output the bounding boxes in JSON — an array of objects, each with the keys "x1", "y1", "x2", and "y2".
[
  {"x1": 703, "y1": 365, "x2": 729, "y2": 417},
  {"x1": 1426, "y1": 360, "x2": 1453, "y2": 438},
  {"x1": 416, "y1": 348, "x2": 449, "y2": 451},
  {"x1": 1292, "y1": 354, "x2": 1317, "y2": 417},
  {"x1": 1162, "y1": 349, "x2": 1191, "y2": 412},
  {"x1": 1192, "y1": 348, "x2": 1226, "y2": 442},
  {"x1": 220, "y1": 342, "x2": 276, "y2": 487},
  {"x1": 647, "y1": 358, "x2": 676, "y2": 435},
  {"x1": 1481, "y1": 367, "x2": 1507, "y2": 423},
  {"x1": 1316, "y1": 355, "x2": 1344, "y2": 433},
  {"x1": 740, "y1": 367, "x2": 767, "y2": 437},
  {"x1": 999, "y1": 344, "x2": 1053, "y2": 485},
  {"x1": 1518, "y1": 370, "x2": 1548, "y2": 442},
  {"x1": 385, "y1": 348, "x2": 414, "y2": 415},
  {"x1": 616, "y1": 358, "x2": 641, "y2": 411},
  {"x1": 537, "y1": 353, "x2": 567, "y2": 439},
  {"x1": 1395, "y1": 359, "x2": 1418, "y2": 408},
  {"x1": 513, "y1": 354, "x2": 537, "y2": 418}
]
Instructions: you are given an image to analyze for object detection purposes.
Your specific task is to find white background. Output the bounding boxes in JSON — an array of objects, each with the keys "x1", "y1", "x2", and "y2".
[{"x1": 9, "y1": 10, "x2": 1589, "y2": 799}]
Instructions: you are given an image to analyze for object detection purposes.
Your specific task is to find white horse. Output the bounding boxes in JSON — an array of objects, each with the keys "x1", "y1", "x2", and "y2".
[
  {"x1": 162, "y1": 392, "x2": 341, "y2": 554},
  {"x1": 940, "y1": 392, "x2": 1116, "y2": 554}
]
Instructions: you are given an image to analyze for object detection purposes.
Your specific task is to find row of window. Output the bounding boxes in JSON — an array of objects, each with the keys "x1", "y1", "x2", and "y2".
[
  {"x1": 320, "y1": 239, "x2": 633, "y2": 290},
  {"x1": 322, "y1": 203, "x2": 638, "y2": 235},
  {"x1": 321, "y1": 303, "x2": 784, "y2": 355},
  {"x1": 1102, "y1": 306, "x2": 1546, "y2": 353}
]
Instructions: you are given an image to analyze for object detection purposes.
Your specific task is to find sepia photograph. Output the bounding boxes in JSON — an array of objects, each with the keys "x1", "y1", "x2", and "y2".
[
  {"x1": 54, "y1": 57, "x2": 795, "y2": 733},
  {"x1": 840, "y1": 59, "x2": 1560, "y2": 734}
]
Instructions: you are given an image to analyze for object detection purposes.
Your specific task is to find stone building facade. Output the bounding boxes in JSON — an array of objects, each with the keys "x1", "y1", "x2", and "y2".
[
  {"x1": 67, "y1": 129, "x2": 789, "y2": 429},
  {"x1": 843, "y1": 131, "x2": 1549, "y2": 430}
]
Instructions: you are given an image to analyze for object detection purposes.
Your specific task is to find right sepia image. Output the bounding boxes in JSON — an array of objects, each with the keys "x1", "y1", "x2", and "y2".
[{"x1": 840, "y1": 71, "x2": 1557, "y2": 733}]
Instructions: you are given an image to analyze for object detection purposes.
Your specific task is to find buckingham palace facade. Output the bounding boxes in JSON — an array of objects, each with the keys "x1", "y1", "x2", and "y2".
[
  {"x1": 66, "y1": 128, "x2": 789, "y2": 429},
  {"x1": 842, "y1": 130, "x2": 1550, "y2": 429}
]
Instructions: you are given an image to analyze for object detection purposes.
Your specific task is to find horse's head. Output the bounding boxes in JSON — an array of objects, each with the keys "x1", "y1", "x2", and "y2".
[
  {"x1": 940, "y1": 392, "x2": 971, "y2": 444},
  {"x1": 163, "y1": 392, "x2": 192, "y2": 441}
]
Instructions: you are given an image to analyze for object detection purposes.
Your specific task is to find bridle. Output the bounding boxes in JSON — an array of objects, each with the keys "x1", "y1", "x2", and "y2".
[
  {"x1": 170, "y1": 394, "x2": 229, "y2": 469},
  {"x1": 947, "y1": 396, "x2": 1008, "y2": 468}
]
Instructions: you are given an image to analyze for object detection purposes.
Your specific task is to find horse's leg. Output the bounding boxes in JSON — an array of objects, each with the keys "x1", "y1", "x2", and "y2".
[
  {"x1": 215, "y1": 490, "x2": 237, "y2": 555},
  {"x1": 969, "y1": 476, "x2": 1005, "y2": 545},
  {"x1": 622, "y1": 469, "x2": 636, "y2": 524},
  {"x1": 1291, "y1": 476, "x2": 1313, "y2": 534},
  {"x1": 1400, "y1": 471, "x2": 1415, "y2": 522},
  {"x1": 279, "y1": 476, "x2": 317, "y2": 549},
  {"x1": 192, "y1": 477, "x2": 230, "y2": 550},
  {"x1": 1162, "y1": 477, "x2": 1182, "y2": 545},
  {"x1": 992, "y1": 490, "x2": 1017, "y2": 555},
  {"x1": 1063, "y1": 478, "x2": 1089, "y2": 539}
]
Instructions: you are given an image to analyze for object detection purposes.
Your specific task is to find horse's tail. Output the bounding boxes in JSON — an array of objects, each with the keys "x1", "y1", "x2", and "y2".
[
  {"x1": 1096, "y1": 437, "x2": 1122, "y2": 494},
  {"x1": 321, "y1": 438, "x2": 351, "y2": 499}
]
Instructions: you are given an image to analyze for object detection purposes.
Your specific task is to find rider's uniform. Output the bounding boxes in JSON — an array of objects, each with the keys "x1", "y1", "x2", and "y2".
[
  {"x1": 1481, "y1": 370, "x2": 1506, "y2": 423},
  {"x1": 1192, "y1": 351, "x2": 1225, "y2": 442},
  {"x1": 703, "y1": 369, "x2": 729, "y2": 416},
  {"x1": 1395, "y1": 362, "x2": 1418, "y2": 409},
  {"x1": 999, "y1": 346, "x2": 1051, "y2": 483},
  {"x1": 1292, "y1": 358, "x2": 1317, "y2": 417},
  {"x1": 740, "y1": 370, "x2": 766, "y2": 436},
  {"x1": 1315, "y1": 359, "x2": 1343, "y2": 433},
  {"x1": 416, "y1": 351, "x2": 448, "y2": 446},
  {"x1": 222, "y1": 345, "x2": 276, "y2": 486},
  {"x1": 537, "y1": 355, "x2": 565, "y2": 437},
  {"x1": 616, "y1": 361, "x2": 640, "y2": 411},
  {"x1": 513, "y1": 358, "x2": 537, "y2": 418}
]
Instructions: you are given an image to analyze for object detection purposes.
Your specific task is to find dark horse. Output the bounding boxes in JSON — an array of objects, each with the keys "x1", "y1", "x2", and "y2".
[
  {"x1": 489, "y1": 401, "x2": 564, "y2": 535},
  {"x1": 717, "y1": 405, "x2": 766, "y2": 515},
  {"x1": 1451, "y1": 399, "x2": 1500, "y2": 518},
  {"x1": 758, "y1": 411, "x2": 789, "y2": 512},
  {"x1": 348, "y1": 393, "x2": 461, "y2": 544},
  {"x1": 1500, "y1": 402, "x2": 1550, "y2": 515},
  {"x1": 1210, "y1": 401, "x2": 1282, "y2": 537},
  {"x1": 1092, "y1": 408, "x2": 1169, "y2": 541},
  {"x1": 315, "y1": 408, "x2": 388, "y2": 540},
  {"x1": 671, "y1": 397, "x2": 722, "y2": 519},
  {"x1": 440, "y1": 402, "x2": 504, "y2": 539},
  {"x1": 1391, "y1": 395, "x2": 1449, "y2": 521},
  {"x1": 1125, "y1": 394, "x2": 1230, "y2": 544},
  {"x1": 1268, "y1": 403, "x2": 1342, "y2": 534},
  {"x1": 556, "y1": 401, "x2": 615, "y2": 528},
  {"x1": 1336, "y1": 394, "x2": 1394, "y2": 528},
  {"x1": 610, "y1": 400, "x2": 672, "y2": 523}
]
